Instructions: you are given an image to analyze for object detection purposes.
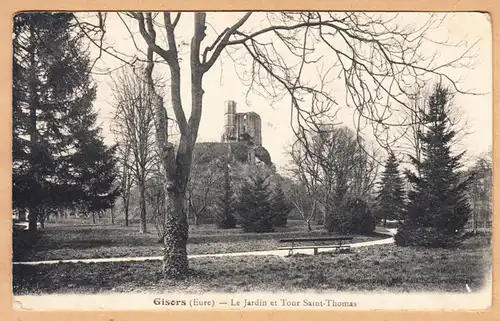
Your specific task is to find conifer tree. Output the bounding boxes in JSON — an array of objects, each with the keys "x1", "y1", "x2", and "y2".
[
  {"x1": 12, "y1": 12, "x2": 118, "y2": 232},
  {"x1": 376, "y1": 152, "x2": 406, "y2": 226},
  {"x1": 270, "y1": 180, "x2": 292, "y2": 227},
  {"x1": 237, "y1": 172, "x2": 274, "y2": 233},
  {"x1": 214, "y1": 160, "x2": 237, "y2": 229},
  {"x1": 65, "y1": 101, "x2": 120, "y2": 220},
  {"x1": 395, "y1": 83, "x2": 472, "y2": 248}
]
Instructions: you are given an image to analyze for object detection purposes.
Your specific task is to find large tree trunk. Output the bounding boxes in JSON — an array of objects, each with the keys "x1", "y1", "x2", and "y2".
[
  {"x1": 160, "y1": 139, "x2": 191, "y2": 278},
  {"x1": 163, "y1": 190, "x2": 189, "y2": 278},
  {"x1": 158, "y1": 84, "x2": 199, "y2": 278},
  {"x1": 141, "y1": 14, "x2": 205, "y2": 277}
]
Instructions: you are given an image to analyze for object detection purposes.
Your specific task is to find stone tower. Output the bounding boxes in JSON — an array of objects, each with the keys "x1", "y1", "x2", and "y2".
[
  {"x1": 223, "y1": 100, "x2": 237, "y2": 141},
  {"x1": 222, "y1": 100, "x2": 262, "y2": 147}
]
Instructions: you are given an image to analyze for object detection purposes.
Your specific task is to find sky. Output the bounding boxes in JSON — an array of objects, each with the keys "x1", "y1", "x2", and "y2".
[{"x1": 86, "y1": 12, "x2": 492, "y2": 171}]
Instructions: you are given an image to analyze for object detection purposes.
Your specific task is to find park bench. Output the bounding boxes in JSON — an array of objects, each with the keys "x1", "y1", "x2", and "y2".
[{"x1": 278, "y1": 236, "x2": 354, "y2": 256}]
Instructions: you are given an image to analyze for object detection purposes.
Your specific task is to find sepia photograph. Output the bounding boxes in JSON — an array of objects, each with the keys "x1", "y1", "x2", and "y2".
[{"x1": 10, "y1": 10, "x2": 492, "y2": 311}]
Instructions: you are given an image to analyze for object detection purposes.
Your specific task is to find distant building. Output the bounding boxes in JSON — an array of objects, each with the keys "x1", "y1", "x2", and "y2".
[{"x1": 222, "y1": 100, "x2": 262, "y2": 147}]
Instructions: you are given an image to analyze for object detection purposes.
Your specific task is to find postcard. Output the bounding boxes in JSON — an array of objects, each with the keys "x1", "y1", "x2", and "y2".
[{"x1": 8, "y1": 9, "x2": 494, "y2": 315}]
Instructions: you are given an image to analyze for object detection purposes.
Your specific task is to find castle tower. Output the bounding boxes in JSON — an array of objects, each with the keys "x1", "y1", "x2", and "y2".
[
  {"x1": 221, "y1": 100, "x2": 263, "y2": 158},
  {"x1": 223, "y1": 100, "x2": 237, "y2": 141},
  {"x1": 235, "y1": 112, "x2": 262, "y2": 147}
]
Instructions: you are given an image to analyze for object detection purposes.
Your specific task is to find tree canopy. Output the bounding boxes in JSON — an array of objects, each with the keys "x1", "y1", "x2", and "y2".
[
  {"x1": 396, "y1": 83, "x2": 472, "y2": 248},
  {"x1": 376, "y1": 152, "x2": 406, "y2": 226},
  {"x1": 13, "y1": 12, "x2": 119, "y2": 231}
]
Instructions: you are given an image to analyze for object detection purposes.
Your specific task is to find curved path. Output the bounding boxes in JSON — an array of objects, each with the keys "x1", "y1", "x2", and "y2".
[{"x1": 13, "y1": 229, "x2": 397, "y2": 266}]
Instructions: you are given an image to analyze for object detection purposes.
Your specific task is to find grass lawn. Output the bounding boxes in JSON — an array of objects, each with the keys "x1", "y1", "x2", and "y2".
[
  {"x1": 12, "y1": 232, "x2": 491, "y2": 294},
  {"x1": 13, "y1": 219, "x2": 387, "y2": 261}
]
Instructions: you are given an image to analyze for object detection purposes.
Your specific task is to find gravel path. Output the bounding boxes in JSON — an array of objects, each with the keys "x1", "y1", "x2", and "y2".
[{"x1": 13, "y1": 229, "x2": 397, "y2": 266}]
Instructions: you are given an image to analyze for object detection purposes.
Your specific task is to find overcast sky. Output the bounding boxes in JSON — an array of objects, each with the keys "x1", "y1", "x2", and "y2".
[{"x1": 85, "y1": 12, "x2": 492, "y2": 170}]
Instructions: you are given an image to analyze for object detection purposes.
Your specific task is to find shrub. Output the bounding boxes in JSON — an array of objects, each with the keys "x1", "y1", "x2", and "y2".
[
  {"x1": 325, "y1": 198, "x2": 376, "y2": 234},
  {"x1": 395, "y1": 224, "x2": 462, "y2": 248}
]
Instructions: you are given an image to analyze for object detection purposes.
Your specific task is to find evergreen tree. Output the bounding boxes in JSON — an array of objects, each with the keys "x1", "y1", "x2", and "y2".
[
  {"x1": 12, "y1": 12, "x2": 118, "y2": 232},
  {"x1": 270, "y1": 180, "x2": 292, "y2": 227},
  {"x1": 395, "y1": 84, "x2": 472, "y2": 248},
  {"x1": 237, "y1": 172, "x2": 274, "y2": 233},
  {"x1": 214, "y1": 162, "x2": 237, "y2": 229},
  {"x1": 65, "y1": 101, "x2": 120, "y2": 220},
  {"x1": 376, "y1": 152, "x2": 406, "y2": 226}
]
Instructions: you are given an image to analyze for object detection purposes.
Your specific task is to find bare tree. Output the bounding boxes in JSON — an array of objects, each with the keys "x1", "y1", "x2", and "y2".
[
  {"x1": 290, "y1": 124, "x2": 380, "y2": 224},
  {"x1": 186, "y1": 157, "x2": 221, "y2": 226},
  {"x1": 75, "y1": 11, "x2": 477, "y2": 278},
  {"x1": 287, "y1": 139, "x2": 322, "y2": 230},
  {"x1": 111, "y1": 66, "x2": 157, "y2": 233},
  {"x1": 318, "y1": 126, "x2": 378, "y2": 204},
  {"x1": 114, "y1": 141, "x2": 134, "y2": 226},
  {"x1": 288, "y1": 182, "x2": 317, "y2": 232},
  {"x1": 468, "y1": 149, "x2": 492, "y2": 233}
]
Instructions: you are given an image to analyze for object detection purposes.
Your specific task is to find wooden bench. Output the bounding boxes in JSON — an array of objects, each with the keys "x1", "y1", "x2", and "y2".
[{"x1": 278, "y1": 236, "x2": 354, "y2": 255}]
